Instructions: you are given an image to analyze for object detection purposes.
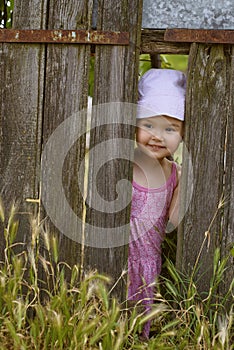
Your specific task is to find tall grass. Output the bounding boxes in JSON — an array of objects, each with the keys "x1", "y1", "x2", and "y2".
[{"x1": 0, "y1": 201, "x2": 233, "y2": 349}]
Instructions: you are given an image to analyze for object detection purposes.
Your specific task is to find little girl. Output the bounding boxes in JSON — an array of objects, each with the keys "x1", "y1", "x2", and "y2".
[{"x1": 128, "y1": 68, "x2": 186, "y2": 338}]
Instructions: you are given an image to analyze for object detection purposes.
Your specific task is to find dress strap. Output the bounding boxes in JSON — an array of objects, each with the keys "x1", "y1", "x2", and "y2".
[{"x1": 171, "y1": 162, "x2": 178, "y2": 190}]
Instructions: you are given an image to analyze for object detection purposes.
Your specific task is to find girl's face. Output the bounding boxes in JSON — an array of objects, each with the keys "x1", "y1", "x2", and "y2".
[{"x1": 136, "y1": 115, "x2": 183, "y2": 161}]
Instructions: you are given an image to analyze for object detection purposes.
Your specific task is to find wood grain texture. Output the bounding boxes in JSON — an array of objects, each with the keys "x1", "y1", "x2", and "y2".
[
  {"x1": 41, "y1": 0, "x2": 91, "y2": 266},
  {"x1": 0, "y1": 0, "x2": 91, "y2": 270},
  {"x1": 0, "y1": 0, "x2": 46, "y2": 255},
  {"x1": 84, "y1": 0, "x2": 143, "y2": 301},
  {"x1": 141, "y1": 29, "x2": 190, "y2": 54},
  {"x1": 177, "y1": 43, "x2": 232, "y2": 293},
  {"x1": 221, "y1": 46, "x2": 234, "y2": 298}
]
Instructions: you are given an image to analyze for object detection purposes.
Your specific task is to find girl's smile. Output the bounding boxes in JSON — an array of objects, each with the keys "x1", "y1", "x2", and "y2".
[
  {"x1": 136, "y1": 115, "x2": 183, "y2": 160},
  {"x1": 146, "y1": 144, "x2": 166, "y2": 152}
]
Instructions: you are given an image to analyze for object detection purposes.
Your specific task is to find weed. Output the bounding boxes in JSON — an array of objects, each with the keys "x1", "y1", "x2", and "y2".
[{"x1": 0, "y1": 202, "x2": 233, "y2": 349}]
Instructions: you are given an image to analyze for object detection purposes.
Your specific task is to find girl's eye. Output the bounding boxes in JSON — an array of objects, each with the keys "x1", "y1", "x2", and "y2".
[
  {"x1": 165, "y1": 127, "x2": 176, "y2": 132},
  {"x1": 144, "y1": 123, "x2": 153, "y2": 129}
]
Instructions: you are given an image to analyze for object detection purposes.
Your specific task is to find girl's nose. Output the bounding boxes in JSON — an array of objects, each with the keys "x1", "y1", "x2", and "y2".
[{"x1": 151, "y1": 131, "x2": 164, "y2": 141}]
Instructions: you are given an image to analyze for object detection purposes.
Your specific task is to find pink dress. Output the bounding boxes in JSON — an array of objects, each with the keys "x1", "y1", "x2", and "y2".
[{"x1": 128, "y1": 162, "x2": 177, "y2": 338}]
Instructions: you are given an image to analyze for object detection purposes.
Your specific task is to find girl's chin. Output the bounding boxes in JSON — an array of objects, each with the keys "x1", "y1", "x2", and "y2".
[
  {"x1": 136, "y1": 146, "x2": 171, "y2": 160},
  {"x1": 146, "y1": 147, "x2": 169, "y2": 157},
  {"x1": 144, "y1": 151, "x2": 168, "y2": 161}
]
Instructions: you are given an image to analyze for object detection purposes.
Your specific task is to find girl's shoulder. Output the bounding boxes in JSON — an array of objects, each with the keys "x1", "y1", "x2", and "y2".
[{"x1": 164, "y1": 159, "x2": 181, "y2": 187}]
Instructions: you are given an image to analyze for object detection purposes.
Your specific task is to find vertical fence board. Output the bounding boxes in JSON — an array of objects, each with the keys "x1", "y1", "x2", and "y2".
[
  {"x1": 0, "y1": 0, "x2": 47, "y2": 254},
  {"x1": 178, "y1": 43, "x2": 230, "y2": 292},
  {"x1": 221, "y1": 46, "x2": 234, "y2": 297},
  {"x1": 84, "y1": 0, "x2": 142, "y2": 300},
  {"x1": 41, "y1": 0, "x2": 91, "y2": 267}
]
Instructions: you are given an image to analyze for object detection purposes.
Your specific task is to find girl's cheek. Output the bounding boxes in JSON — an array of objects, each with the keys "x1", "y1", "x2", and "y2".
[{"x1": 136, "y1": 128, "x2": 146, "y2": 139}]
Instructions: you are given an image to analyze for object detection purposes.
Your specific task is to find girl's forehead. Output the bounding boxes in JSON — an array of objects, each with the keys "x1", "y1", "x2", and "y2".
[{"x1": 137, "y1": 115, "x2": 183, "y2": 126}]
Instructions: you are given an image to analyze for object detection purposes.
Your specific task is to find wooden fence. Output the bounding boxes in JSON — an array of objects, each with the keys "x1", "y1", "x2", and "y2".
[
  {"x1": 0, "y1": 2, "x2": 233, "y2": 302},
  {"x1": 0, "y1": 0, "x2": 142, "y2": 300}
]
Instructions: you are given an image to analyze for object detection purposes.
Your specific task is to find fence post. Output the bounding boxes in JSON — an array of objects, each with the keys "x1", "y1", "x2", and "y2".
[
  {"x1": 0, "y1": 0, "x2": 46, "y2": 254},
  {"x1": 178, "y1": 43, "x2": 234, "y2": 295},
  {"x1": 40, "y1": 0, "x2": 91, "y2": 268},
  {"x1": 0, "y1": 0, "x2": 91, "y2": 270},
  {"x1": 221, "y1": 46, "x2": 234, "y2": 298},
  {"x1": 84, "y1": 0, "x2": 143, "y2": 301}
]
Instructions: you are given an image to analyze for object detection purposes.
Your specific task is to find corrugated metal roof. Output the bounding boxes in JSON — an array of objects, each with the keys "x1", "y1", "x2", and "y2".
[{"x1": 142, "y1": 0, "x2": 234, "y2": 29}]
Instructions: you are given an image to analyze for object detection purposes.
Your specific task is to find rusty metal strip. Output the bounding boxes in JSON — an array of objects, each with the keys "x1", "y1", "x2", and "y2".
[
  {"x1": 0, "y1": 29, "x2": 129, "y2": 45},
  {"x1": 164, "y1": 29, "x2": 234, "y2": 44}
]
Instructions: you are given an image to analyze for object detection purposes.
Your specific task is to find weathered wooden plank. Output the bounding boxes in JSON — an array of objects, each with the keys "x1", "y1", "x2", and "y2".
[
  {"x1": 84, "y1": 0, "x2": 142, "y2": 300},
  {"x1": 141, "y1": 29, "x2": 190, "y2": 54},
  {"x1": 0, "y1": 0, "x2": 46, "y2": 255},
  {"x1": 177, "y1": 43, "x2": 229, "y2": 292},
  {"x1": 41, "y1": 0, "x2": 91, "y2": 267},
  {"x1": 221, "y1": 45, "x2": 234, "y2": 298}
]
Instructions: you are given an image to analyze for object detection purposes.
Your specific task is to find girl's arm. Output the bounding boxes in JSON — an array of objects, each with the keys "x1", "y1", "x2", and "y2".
[{"x1": 168, "y1": 165, "x2": 181, "y2": 228}]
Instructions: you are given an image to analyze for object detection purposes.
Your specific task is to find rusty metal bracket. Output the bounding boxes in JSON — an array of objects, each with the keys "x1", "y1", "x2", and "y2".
[
  {"x1": 164, "y1": 29, "x2": 234, "y2": 44},
  {"x1": 0, "y1": 29, "x2": 129, "y2": 45}
]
